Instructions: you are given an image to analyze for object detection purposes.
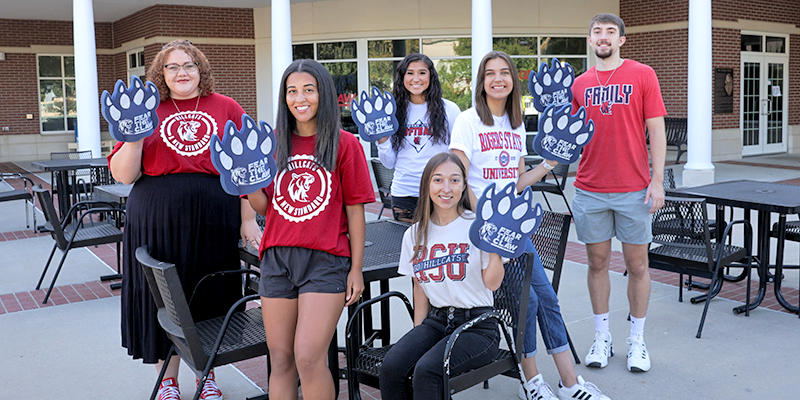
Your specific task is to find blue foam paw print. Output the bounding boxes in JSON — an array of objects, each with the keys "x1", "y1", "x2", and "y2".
[
  {"x1": 101, "y1": 76, "x2": 160, "y2": 142},
  {"x1": 528, "y1": 58, "x2": 575, "y2": 113},
  {"x1": 351, "y1": 86, "x2": 399, "y2": 142},
  {"x1": 210, "y1": 114, "x2": 278, "y2": 196},
  {"x1": 469, "y1": 182, "x2": 543, "y2": 259},
  {"x1": 533, "y1": 104, "x2": 594, "y2": 165}
]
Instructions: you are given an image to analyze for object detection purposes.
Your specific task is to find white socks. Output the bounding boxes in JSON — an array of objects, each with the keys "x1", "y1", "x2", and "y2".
[
  {"x1": 593, "y1": 313, "x2": 610, "y2": 335},
  {"x1": 594, "y1": 313, "x2": 646, "y2": 338},
  {"x1": 630, "y1": 315, "x2": 646, "y2": 338}
]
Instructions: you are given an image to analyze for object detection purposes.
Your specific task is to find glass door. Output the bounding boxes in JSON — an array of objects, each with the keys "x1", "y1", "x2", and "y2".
[{"x1": 741, "y1": 54, "x2": 788, "y2": 155}]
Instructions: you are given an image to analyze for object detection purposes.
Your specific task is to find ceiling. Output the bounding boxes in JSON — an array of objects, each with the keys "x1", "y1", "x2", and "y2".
[{"x1": 0, "y1": 0, "x2": 319, "y2": 23}]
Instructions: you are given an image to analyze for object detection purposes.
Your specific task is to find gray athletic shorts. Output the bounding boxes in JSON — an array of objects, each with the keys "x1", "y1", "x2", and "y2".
[
  {"x1": 259, "y1": 246, "x2": 350, "y2": 299},
  {"x1": 572, "y1": 188, "x2": 653, "y2": 245}
]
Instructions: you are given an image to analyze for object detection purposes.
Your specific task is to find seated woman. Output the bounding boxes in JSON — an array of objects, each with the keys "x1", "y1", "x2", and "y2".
[{"x1": 379, "y1": 152, "x2": 504, "y2": 400}]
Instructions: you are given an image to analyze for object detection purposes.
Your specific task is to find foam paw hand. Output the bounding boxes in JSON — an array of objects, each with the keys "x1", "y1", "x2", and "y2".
[
  {"x1": 351, "y1": 86, "x2": 399, "y2": 142},
  {"x1": 101, "y1": 76, "x2": 160, "y2": 142},
  {"x1": 533, "y1": 104, "x2": 594, "y2": 164},
  {"x1": 210, "y1": 114, "x2": 278, "y2": 196},
  {"x1": 469, "y1": 182, "x2": 543, "y2": 259},
  {"x1": 529, "y1": 58, "x2": 574, "y2": 113}
]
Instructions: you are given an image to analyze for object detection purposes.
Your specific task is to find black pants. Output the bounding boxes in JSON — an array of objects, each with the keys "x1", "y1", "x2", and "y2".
[{"x1": 379, "y1": 306, "x2": 499, "y2": 400}]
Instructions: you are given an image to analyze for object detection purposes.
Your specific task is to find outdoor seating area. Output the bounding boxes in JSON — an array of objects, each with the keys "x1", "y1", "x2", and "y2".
[{"x1": 1, "y1": 155, "x2": 800, "y2": 399}]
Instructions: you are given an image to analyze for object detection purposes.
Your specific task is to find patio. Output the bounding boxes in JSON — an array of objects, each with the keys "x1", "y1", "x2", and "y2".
[{"x1": 1, "y1": 154, "x2": 799, "y2": 400}]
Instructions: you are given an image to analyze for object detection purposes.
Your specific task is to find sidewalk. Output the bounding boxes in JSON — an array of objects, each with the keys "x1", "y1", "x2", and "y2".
[{"x1": 1, "y1": 155, "x2": 799, "y2": 399}]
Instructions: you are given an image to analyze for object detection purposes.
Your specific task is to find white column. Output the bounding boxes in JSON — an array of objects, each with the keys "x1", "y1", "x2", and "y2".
[
  {"x1": 73, "y1": 0, "x2": 101, "y2": 157},
  {"x1": 471, "y1": 0, "x2": 492, "y2": 106},
  {"x1": 271, "y1": 0, "x2": 292, "y2": 124},
  {"x1": 683, "y1": 0, "x2": 715, "y2": 186}
]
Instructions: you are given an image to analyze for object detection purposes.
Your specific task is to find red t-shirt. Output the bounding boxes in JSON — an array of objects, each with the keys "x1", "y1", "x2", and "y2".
[
  {"x1": 108, "y1": 93, "x2": 245, "y2": 175},
  {"x1": 258, "y1": 130, "x2": 375, "y2": 258},
  {"x1": 571, "y1": 60, "x2": 667, "y2": 193}
]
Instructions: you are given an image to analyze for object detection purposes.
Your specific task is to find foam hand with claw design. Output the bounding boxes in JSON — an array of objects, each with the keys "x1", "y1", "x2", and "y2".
[
  {"x1": 469, "y1": 182, "x2": 543, "y2": 259},
  {"x1": 533, "y1": 104, "x2": 594, "y2": 164},
  {"x1": 528, "y1": 58, "x2": 574, "y2": 113},
  {"x1": 351, "y1": 86, "x2": 399, "y2": 142},
  {"x1": 101, "y1": 76, "x2": 160, "y2": 142},
  {"x1": 210, "y1": 114, "x2": 278, "y2": 196}
]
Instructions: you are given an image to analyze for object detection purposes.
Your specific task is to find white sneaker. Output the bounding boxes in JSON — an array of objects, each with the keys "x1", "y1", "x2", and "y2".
[
  {"x1": 626, "y1": 333, "x2": 651, "y2": 372},
  {"x1": 557, "y1": 375, "x2": 611, "y2": 400},
  {"x1": 518, "y1": 373, "x2": 558, "y2": 400},
  {"x1": 584, "y1": 330, "x2": 613, "y2": 368}
]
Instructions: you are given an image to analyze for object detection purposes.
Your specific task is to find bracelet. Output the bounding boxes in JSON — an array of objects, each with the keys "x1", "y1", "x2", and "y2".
[{"x1": 540, "y1": 160, "x2": 555, "y2": 171}]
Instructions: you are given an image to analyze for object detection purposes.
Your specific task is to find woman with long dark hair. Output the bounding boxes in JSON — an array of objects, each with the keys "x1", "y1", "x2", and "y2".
[
  {"x1": 376, "y1": 53, "x2": 461, "y2": 222},
  {"x1": 245, "y1": 59, "x2": 374, "y2": 400}
]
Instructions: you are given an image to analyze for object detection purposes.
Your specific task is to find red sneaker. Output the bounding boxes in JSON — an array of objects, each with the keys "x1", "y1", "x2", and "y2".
[
  {"x1": 158, "y1": 377, "x2": 181, "y2": 400},
  {"x1": 196, "y1": 370, "x2": 223, "y2": 400}
]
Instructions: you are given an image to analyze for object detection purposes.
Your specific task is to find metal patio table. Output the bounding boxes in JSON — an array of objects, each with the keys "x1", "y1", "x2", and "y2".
[
  {"x1": 670, "y1": 180, "x2": 800, "y2": 315},
  {"x1": 31, "y1": 157, "x2": 110, "y2": 218}
]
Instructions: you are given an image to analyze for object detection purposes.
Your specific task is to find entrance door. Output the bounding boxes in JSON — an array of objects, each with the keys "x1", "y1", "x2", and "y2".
[{"x1": 741, "y1": 54, "x2": 788, "y2": 155}]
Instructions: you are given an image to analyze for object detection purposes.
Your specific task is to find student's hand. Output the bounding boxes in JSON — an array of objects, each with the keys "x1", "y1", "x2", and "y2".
[
  {"x1": 344, "y1": 269, "x2": 365, "y2": 307},
  {"x1": 645, "y1": 179, "x2": 665, "y2": 213},
  {"x1": 240, "y1": 218, "x2": 262, "y2": 249}
]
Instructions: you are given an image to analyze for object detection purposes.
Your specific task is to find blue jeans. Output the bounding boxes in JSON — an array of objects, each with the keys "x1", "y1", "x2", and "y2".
[
  {"x1": 523, "y1": 250, "x2": 570, "y2": 357},
  {"x1": 379, "y1": 306, "x2": 500, "y2": 400}
]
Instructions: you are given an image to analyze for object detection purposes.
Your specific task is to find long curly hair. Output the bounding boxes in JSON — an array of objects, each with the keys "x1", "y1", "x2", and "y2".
[
  {"x1": 147, "y1": 40, "x2": 216, "y2": 101},
  {"x1": 274, "y1": 59, "x2": 341, "y2": 172},
  {"x1": 390, "y1": 53, "x2": 449, "y2": 152},
  {"x1": 411, "y1": 152, "x2": 471, "y2": 261},
  {"x1": 474, "y1": 51, "x2": 523, "y2": 129}
]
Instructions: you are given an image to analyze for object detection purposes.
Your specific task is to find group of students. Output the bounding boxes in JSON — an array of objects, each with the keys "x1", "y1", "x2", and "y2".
[{"x1": 111, "y1": 11, "x2": 665, "y2": 400}]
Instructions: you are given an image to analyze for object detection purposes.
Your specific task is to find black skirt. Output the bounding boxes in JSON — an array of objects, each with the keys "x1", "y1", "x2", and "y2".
[{"x1": 120, "y1": 173, "x2": 242, "y2": 363}]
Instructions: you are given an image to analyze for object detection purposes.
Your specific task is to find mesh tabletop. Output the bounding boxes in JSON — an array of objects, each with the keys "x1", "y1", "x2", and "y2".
[
  {"x1": 362, "y1": 219, "x2": 409, "y2": 281},
  {"x1": 670, "y1": 180, "x2": 800, "y2": 214}
]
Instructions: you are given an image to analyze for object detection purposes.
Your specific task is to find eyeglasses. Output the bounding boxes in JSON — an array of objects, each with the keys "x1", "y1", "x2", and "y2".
[{"x1": 164, "y1": 62, "x2": 198, "y2": 74}]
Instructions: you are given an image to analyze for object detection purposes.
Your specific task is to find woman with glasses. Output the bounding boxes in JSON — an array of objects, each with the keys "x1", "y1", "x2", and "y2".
[{"x1": 109, "y1": 39, "x2": 262, "y2": 400}]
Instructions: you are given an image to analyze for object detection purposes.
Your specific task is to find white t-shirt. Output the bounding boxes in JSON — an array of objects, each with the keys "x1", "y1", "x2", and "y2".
[
  {"x1": 376, "y1": 99, "x2": 462, "y2": 197},
  {"x1": 398, "y1": 212, "x2": 494, "y2": 309},
  {"x1": 449, "y1": 107, "x2": 528, "y2": 197}
]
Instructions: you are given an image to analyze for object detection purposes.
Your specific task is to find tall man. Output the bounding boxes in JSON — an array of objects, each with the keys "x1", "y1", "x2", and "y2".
[{"x1": 571, "y1": 13, "x2": 666, "y2": 373}]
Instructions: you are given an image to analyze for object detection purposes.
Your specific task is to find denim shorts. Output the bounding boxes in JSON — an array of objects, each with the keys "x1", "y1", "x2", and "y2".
[
  {"x1": 572, "y1": 188, "x2": 653, "y2": 245},
  {"x1": 258, "y1": 246, "x2": 350, "y2": 299},
  {"x1": 391, "y1": 196, "x2": 418, "y2": 221}
]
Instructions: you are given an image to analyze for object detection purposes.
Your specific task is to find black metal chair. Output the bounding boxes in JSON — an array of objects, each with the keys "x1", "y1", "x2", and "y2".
[
  {"x1": 33, "y1": 186, "x2": 124, "y2": 304},
  {"x1": 370, "y1": 158, "x2": 394, "y2": 219},
  {"x1": 648, "y1": 196, "x2": 752, "y2": 338},
  {"x1": 345, "y1": 252, "x2": 534, "y2": 400},
  {"x1": 136, "y1": 246, "x2": 269, "y2": 400},
  {"x1": 528, "y1": 163, "x2": 572, "y2": 215},
  {"x1": 0, "y1": 173, "x2": 37, "y2": 231},
  {"x1": 531, "y1": 210, "x2": 580, "y2": 364}
]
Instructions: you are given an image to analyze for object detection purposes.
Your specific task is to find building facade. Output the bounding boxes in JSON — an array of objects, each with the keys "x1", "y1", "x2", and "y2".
[{"x1": 0, "y1": 0, "x2": 797, "y2": 163}]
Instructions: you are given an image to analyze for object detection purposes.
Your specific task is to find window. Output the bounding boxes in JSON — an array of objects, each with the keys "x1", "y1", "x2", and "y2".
[
  {"x1": 292, "y1": 41, "x2": 359, "y2": 135},
  {"x1": 127, "y1": 48, "x2": 146, "y2": 85},
  {"x1": 742, "y1": 34, "x2": 787, "y2": 54},
  {"x1": 38, "y1": 55, "x2": 75, "y2": 133}
]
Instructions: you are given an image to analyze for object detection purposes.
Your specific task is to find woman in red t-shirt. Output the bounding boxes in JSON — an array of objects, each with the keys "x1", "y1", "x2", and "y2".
[
  {"x1": 109, "y1": 40, "x2": 262, "y2": 400},
  {"x1": 246, "y1": 59, "x2": 373, "y2": 400}
]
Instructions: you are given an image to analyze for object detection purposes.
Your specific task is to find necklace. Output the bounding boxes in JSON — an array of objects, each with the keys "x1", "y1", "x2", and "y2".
[
  {"x1": 171, "y1": 95, "x2": 200, "y2": 113},
  {"x1": 595, "y1": 59, "x2": 622, "y2": 88}
]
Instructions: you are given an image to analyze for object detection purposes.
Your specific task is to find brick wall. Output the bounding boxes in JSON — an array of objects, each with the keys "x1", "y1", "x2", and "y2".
[
  {"x1": 620, "y1": 0, "x2": 799, "y2": 128},
  {"x1": 620, "y1": 29, "x2": 689, "y2": 119},
  {"x1": 0, "y1": 19, "x2": 112, "y2": 48},
  {"x1": 112, "y1": 5, "x2": 254, "y2": 48},
  {"x1": 0, "y1": 53, "x2": 40, "y2": 135}
]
